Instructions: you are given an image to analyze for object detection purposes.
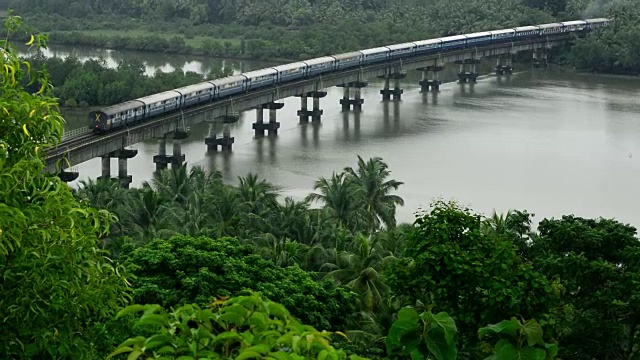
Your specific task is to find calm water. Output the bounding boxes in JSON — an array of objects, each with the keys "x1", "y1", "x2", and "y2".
[{"x1": 37, "y1": 46, "x2": 640, "y2": 226}]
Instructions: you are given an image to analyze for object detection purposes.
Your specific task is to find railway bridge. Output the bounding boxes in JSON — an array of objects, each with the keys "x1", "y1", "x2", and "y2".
[{"x1": 46, "y1": 33, "x2": 572, "y2": 187}]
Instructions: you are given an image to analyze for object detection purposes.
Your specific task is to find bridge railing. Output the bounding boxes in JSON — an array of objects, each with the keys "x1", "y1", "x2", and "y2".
[{"x1": 62, "y1": 127, "x2": 92, "y2": 141}]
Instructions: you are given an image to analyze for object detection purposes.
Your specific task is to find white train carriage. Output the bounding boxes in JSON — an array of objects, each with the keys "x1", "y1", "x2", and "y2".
[
  {"x1": 465, "y1": 31, "x2": 493, "y2": 46},
  {"x1": 303, "y1": 56, "x2": 336, "y2": 76},
  {"x1": 137, "y1": 90, "x2": 183, "y2": 118},
  {"x1": 333, "y1": 52, "x2": 363, "y2": 70},
  {"x1": 211, "y1": 75, "x2": 247, "y2": 99},
  {"x1": 273, "y1": 62, "x2": 308, "y2": 83},
  {"x1": 361, "y1": 47, "x2": 390, "y2": 63},
  {"x1": 562, "y1": 20, "x2": 587, "y2": 32},
  {"x1": 243, "y1": 68, "x2": 278, "y2": 91},
  {"x1": 490, "y1": 29, "x2": 516, "y2": 41},
  {"x1": 440, "y1": 35, "x2": 467, "y2": 50},
  {"x1": 414, "y1": 39, "x2": 442, "y2": 54},
  {"x1": 174, "y1": 82, "x2": 215, "y2": 108},
  {"x1": 539, "y1": 23, "x2": 564, "y2": 35},
  {"x1": 586, "y1": 18, "x2": 611, "y2": 29},
  {"x1": 387, "y1": 43, "x2": 417, "y2": 59}
]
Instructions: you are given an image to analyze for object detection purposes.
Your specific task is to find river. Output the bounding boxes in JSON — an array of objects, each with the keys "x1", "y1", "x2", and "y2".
[{"x1": 34, "y1": 45, "x2": 640, "y2": 227}]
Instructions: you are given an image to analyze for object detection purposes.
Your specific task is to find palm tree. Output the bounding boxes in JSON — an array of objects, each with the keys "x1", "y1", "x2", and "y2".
[
  {"x1": 344, "y1": 156, "x2": 404, "y2": 232},
  {"x1": 306, "y1": 172, "x2": 363, "y2": 231},
  {"x1": 236, "y1": 173, "x2": 279, "y2": 215},
  {"x1": 126, "y1": 185, "x2": 176, "y2": 243},
  {"x1": 482, "y1": 210, "x2": 512, "y2": 236}
]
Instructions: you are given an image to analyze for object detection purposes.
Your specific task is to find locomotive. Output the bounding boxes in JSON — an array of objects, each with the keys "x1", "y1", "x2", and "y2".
[{"x1": 89, "y1": 18, "x2": 610, "y2": 133}]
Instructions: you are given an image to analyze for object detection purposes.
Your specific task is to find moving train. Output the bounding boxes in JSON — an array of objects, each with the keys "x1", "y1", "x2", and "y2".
[{"x1": 89, "y1": 18, "x2": 610, "y2": 133}]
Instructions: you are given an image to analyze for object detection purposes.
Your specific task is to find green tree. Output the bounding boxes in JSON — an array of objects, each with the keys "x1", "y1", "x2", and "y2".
[
  {"x1": 123, "y1": 235, "x2": 359, "y2": 331},
  {"x1": 385, "y1": 201, "x2": 552, "y2": 355},
  {"x1": 0, "y1": 14, "x2": 131, "y2": 358}
]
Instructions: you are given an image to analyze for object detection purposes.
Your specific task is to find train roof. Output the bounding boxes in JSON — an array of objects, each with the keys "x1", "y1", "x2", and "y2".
[
  {"x1": 439, "y1": 35, "x2": 467, "y2": 42},
  {"x1": 489, "y1": 29, "x2": 516, "y2": 35},
  {"x1": 242, "y1": 68, "x2": 277, "y2": 78},
  {"x1": 361, "y1": 47, "x2": 390, "y2": 55},
  {"x1": 333, "y1": 52, "x2": 362, "y2": 60},
  {"x1": 272, "y1": 62, "x2": 308, "y2": 71},
  {"x1": 465, "y1": 31, "x2": 492, "y2": 38},
  {"x1": 136, "y1": 90, "x2": 181, "y2": 105},
  {"x1": 586, "y1": 18, "x2": 610, "y2": 23},
  {"x1": 387, "y1": 42, "x2": 416, "y2": 51},
  {"x1": 538, "y1": 23, "x2": 564, "y2": 29},
  {"x1": 95, "y1": 100, "x2": 145, "y2": 116},
  {"x1": 562, "y1": 20, "x2": 587, "y2": 26},
  {"x1": 514, "y1": 25, "x2": 540, "y2": 31},
  {"x1": 414, "y1": 38, "x2": 442, "y2": 46},
  {"x1": 209, "y1": 75, "x2": 247, "y2": 87},
  {"x1": 174, "y1": 82, "x2": 215, "y2": 95},
  {"x1": 303, "y1": 56, "x2": 335, "y2": 66}
]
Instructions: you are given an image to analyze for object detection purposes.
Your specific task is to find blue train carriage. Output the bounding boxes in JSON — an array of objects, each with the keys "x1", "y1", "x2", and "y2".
[
  {"x1": 439, "y1": 34, "x2": 467, "y2": 50},
  {"x1": 333, "y1": 52, "x2": 364, "y2": 70},
  {"x1": 360, "y1": 47, "x2": 391, "y2": 64},
  {"x1": 464, "y1": 31, "x2": 493, "y2": 47},
  {"x1": 174, "y1": 82, "x2": 216, "y2": 108},
  {"x1": 273, "y1": 62, "x2": 308, "y2": 83},
  {"x1": 561, "y1": 20, "x2": 587, "y2": 33},
  {"x1": 136, "y1": 90, "x2": 183, "y2": 119},
  {"x1": 303, "y1": 56, "x2": 336, "y2": 76},
  {"x1": 538, "y1": 23, "x2": 564, "y2": 36},
  {"x1": 414, "y1": 38, "x2": 442, "y2": 55},
  {"x1": 242, "y1": 68, "x2": 278, "y2": 91},
  {"x1": 387, "y1": 42, "x2": 417, "y2": 59},
  {"x1": 513, "y1": 25, "x2": 541, "y2": 39},
  {"x1": 211, "y1": 75, "x2": 247, "y2": 99},
  {"x1": 489, "y1": 29, "x2": 516, "y2": 43},
  {"x1": 89, "y1": 100, "x2": 145, "y2": 133}
]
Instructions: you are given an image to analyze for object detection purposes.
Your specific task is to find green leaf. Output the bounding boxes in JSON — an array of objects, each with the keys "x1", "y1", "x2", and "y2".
[
  {"x1": 518, "y1": 347, "x2": 547, "y2": 360},
  {"x1": 127, "y1": 350, "x2": 143, "y2": 360},
  {"x1": 136, "y1": 313, "x2": 169, "y2": 327},
  {"x1": 522, "y1": 320, "x2": 544, "y2": 347},
  {"x1": 422, "y1": 311, "x2": 457, "y2": 345},
  {"x1": 107, "y1": 346, "x2": 134, "y2": 359},
  {"x1": 398, "y1": 307, "x2": 420, "y2": 324},
  {"x1": 115, "y1": 304, "x2": 147, "y2": 319},
  {"x1": 236, "y1": 350, "x2": 263, "y2": 360},
  {"x1": 479, "y1": 318, "x2": 519, "y2": 339},
  {"x1": 544, "y1": 343, "x2": 559, "y2": 358},
  {"x1": 144, "y1": 333, "x2": 173, "y2": 350}
]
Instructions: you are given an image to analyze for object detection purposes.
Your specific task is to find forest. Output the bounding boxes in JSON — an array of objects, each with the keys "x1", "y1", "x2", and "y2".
[{"x1": 2, "y1": 11, "x2": 640, "y2": 359}]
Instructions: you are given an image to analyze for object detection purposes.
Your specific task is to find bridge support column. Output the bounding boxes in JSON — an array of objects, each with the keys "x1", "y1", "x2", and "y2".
[
  {"x1": 100, "y1": 156, "x2": 110, "y2": 179},
  {"x1": 456, "y1": 59, "x2": 480, "y2": 84},
  {"x1": 297, "y1": 91, "x2": 326, "y2": 123},
  {"x1": 338, "y1": 81, "x2": 367, "y2": 111},
  {"x1": 418, "y1": 65, "x2": 444, "y2": 92},
  {"x1": 495, "y1": 56, "x2": 514, "y2": 75},
  {"x1": 379, "y1": 72, "x2": 406, "y2": 101},
  {"x1": 113, "y1": 149, "x2": 138, "y2": 189},
  {"x1": 154, "y1": 134, "x2": 186, "y2": 171},
  {"x1": 253, "y1": 102, "x2": 283, "y2": 136},
  {"x1": 533, "y1": 49, "x2": 548, "y2": 68},
  {"x1": 206, "y1": 114, "x2": 239, "y2": 151}
]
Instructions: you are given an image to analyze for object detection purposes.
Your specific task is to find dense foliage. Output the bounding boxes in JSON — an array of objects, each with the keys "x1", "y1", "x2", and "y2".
[
  {"x1": 569, "y1": 0, "x2": 640, "y2": 74},
  {"x1": 0, "y1": 14, "x2": 131, "y2": 358},
  {"x1": 19, "y1": 55, "x2": 230, "y2": 107}
]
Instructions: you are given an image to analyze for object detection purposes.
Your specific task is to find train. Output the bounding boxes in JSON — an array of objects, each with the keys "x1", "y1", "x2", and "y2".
[{"x1": 89, "y1": 18, "x2": 610, "y2": 133}]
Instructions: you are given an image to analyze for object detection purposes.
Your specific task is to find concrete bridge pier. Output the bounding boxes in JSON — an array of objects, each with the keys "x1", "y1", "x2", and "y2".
[
  {"x1": 495, "y1": 56, "x2": 514, "y2": 75},
  {"x1": 97, "y1": 148, "x2": 138, "y2": 188},
  {"x1": 418, "y1": 65, "x2": 444, "y2": 92},
  {"x1": 153, "y1": 133, "x2": 186, "y2": 172},
  {"x1": 206, "y1": 114, "x2": 239, "y2": 151},
  {"x1": 456, "y1": 59, "x2": 480, "y2": 84},
  {"x1": 338, "y1": 81, "x2": 368, "y2": 111},
  {"x1": 253, "y1": 102, "x2": 283, "y2": 136},
  {"x1": 297, "y1": 91, "x2": 326, "y2": 123},
  {"x1": 379, "y1": 72, "x2": 406, "y2": 101},
  {"x1": 533, "y1": 49, "x2": 549, "y2": 68},
  {"x1": 100, "y1": 156, "x2": 111, "y2": 180}
]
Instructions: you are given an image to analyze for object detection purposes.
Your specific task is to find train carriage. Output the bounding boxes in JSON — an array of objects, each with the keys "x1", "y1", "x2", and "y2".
[
  {"x1": 440, "y1": 35, "x2": 467, "y2": 50},
  {"x1": 586, "y1": 18, "x2": 611, "y2": 29},
  {"x1": 539, "y1": 23, "x2": 564, "y2": 35},
  {"x1": 303, "y1": 56, "x2": 336, "y2": 76},
  {"x1": 137, "y1": 90, "x2": 183, "y2": 118},
  {"x1": 174, "y1": 82, "x2": 216, "y2": 108},
  {"x1": 361, "y1": 47, "x2": 390, "y2": 63},
  {"x1": 465, "y1": 32, "x2": 493, "y2": 46},
  {"x1": 89, "y1": 100, "x2": 145, "y2": 133},
  {"x1": 414, "y1": 39, "x2": 442, "y2": 54},
  {"x1": 514, "y1": 25, "x2": 541, "y2": 38},
  {"x1": 242, "y1": 68, "x2": 278, "y2": 91},
  {"x1": 562, "y1": 20, "x2": 587, "y2": 32},
  {"x1": 387, "y1": 43, "x2": 417, "y2": 59},
  {"x1": 272, "y1": 62, "x2": 308, "y2": 83},
  {"x1": 211, "y1": 75, "x2": 247, "y2": 99},
  {"x1": 333, "y1": 52, "x2": 363, "y2": 70},
  {"x1": 490, "y1": 29, "x2": 515, "y2": 42}
]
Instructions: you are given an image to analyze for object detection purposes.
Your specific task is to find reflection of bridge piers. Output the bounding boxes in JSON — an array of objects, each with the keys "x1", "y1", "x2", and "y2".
[
  {"x1": 253, "y1": 102, "x2": 283, "y2": 136},
  {"x1": 338, "y1": 81, "x2": 368, "y2": 111},
  {"x1": 495, "y1": 55, "x2": 514, "y2": 75},
  {"x1": 99, "y1": 148, "x2": 138, "y2": 188},
  {"x1": 456, "y1": 59, "x2": 481, "y2": 84},
  {"x1": 418, "y1": 62, "x2": 444, "y2": 92},
  {"x1": 206, "y1": 114, "x2": 239, "y2": 152},
  {"x1": 300, "y1": 121, "x2": 321, "y2": 148},
  {"x1": 297, "y1": 91, "x2": 326, "y2": 123},
  {"x1": 379, "y1": 71, "x2": 406, "y2": 101}
]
